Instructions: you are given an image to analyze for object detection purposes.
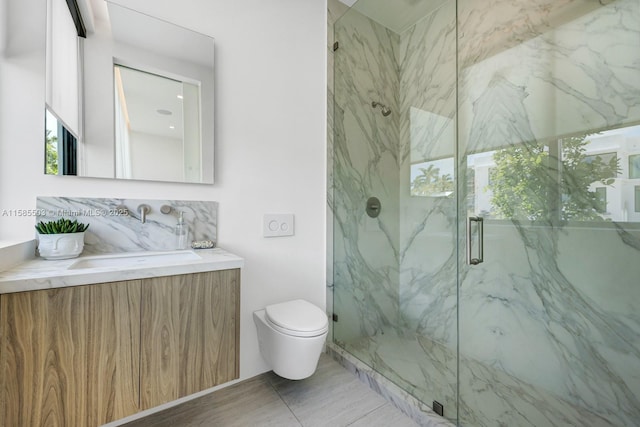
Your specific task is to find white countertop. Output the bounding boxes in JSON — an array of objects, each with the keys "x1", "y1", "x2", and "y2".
[{"x1": 0, "y1": 248, "x2": 243, "y2": 294}]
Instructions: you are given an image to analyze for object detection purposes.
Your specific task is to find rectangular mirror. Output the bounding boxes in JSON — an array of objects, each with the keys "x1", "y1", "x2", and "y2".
[{"x1": 45, "y1": 0, "x2": 215, "y2": 183}]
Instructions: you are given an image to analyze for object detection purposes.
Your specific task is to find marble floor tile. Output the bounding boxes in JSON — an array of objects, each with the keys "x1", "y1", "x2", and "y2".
[
  {"x1": 328, "y1": 343, "x2": 455, "y2": 427},
  {"x1": 339, "y1": 328, "x2": 457, "y2": 417}
]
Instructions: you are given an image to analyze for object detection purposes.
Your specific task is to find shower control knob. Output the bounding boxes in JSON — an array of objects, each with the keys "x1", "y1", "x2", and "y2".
[{"x1": 366, "y1": 197, "x2": 381, "y2": 218}]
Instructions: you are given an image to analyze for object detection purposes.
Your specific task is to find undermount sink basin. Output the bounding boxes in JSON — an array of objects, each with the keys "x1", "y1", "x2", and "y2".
[{"x1": 68, "y1": 250, "x2": 202, "y2": 270}]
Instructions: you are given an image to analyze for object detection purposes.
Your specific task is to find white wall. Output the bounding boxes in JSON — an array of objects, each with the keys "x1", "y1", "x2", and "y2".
[
  {"x1": 129, "y1": 131, "x2": 183, "y2": 182},
  {"x1": 0, "y1": 0, "x2": 327, "y2": 380}
]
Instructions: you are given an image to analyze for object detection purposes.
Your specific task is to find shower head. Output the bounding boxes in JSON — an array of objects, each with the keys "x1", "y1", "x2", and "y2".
[{"x1": 371, "y1": 101, "x2": 391, "y2": 117}]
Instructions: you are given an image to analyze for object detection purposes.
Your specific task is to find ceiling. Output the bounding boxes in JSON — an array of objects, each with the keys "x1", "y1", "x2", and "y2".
[
  {"x1": 77, "y1": 0, "x2": 214, "y2": 68},
  {"x1": 340, "y1": 0, "x2": 448, "y2": 34},
  {"x1": 118, "y1": 65, "x2": 184, "y2": 139}
]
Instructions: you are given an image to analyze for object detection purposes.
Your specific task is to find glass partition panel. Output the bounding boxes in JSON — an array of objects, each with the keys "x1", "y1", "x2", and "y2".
[
  {"x1": 458, "y1": 0, "x2": 640, "y2": 425},
  {"x1": 332, "y1": 0, "x2": 640, "y2": 425},
  {"x1": 332, "y1": 0, "x2": 458, "y2": 422}
]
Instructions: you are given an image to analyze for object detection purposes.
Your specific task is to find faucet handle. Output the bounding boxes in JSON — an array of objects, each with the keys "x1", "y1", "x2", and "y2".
[{"x1": 137, "y1": 204, "x2": 151, "y2": 224}]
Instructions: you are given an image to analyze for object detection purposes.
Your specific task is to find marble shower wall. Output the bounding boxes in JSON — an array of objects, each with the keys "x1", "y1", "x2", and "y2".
[
  {"x1": 457, "y1": 0, "x2": 640, "y2": 425},
  {"x1": 331, "y1": 2, "x2": 461, "y2": 419},
  {"x1": 330, "y1": 0, "x2": 640, "y2": 425},
  {"x1": 332, "y1": 7, "x2": 401, "y2": 341},
  {"x1": 397, "y1": 1, "x2": 458, "y2": 348},
  {"x1": 35, "y1": 197, "x2": 217, "y2": 254},
  {"x1": 458, "y1": 0, "x2": 640, "y2": 151}
]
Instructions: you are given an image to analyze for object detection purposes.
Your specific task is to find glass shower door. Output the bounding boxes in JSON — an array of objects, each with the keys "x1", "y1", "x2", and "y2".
[
  {"x1": 457, "y1": 0, "x2": 640, "y2": 425},
  {"x1": 331, "y1": 0, "x2": 458, "y2": 422}
]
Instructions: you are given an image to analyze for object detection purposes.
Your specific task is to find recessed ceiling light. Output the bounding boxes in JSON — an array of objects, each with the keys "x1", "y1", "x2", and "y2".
[
  {"x1": 177, "y1": 95, "x2": 183, "y2": 99},
  {"x1": 169, "y1": 125, "x2": 175, "y2": 130},
  {"x1": 157, "y1": 109, "x2": 172, "y2": 115}
]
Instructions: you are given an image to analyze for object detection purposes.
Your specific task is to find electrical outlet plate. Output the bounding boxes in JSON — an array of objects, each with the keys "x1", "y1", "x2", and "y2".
[{"x1": 263, "y1": 214, "x2": 294, "y2": 237}]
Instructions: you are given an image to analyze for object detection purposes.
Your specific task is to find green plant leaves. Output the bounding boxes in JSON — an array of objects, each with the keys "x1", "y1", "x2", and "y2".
[
  {"x1": 489, "y1": 134, "x2": 621, "y2": 222},
  {"x1": 35, "y1": 218, "x2": 89, "y2": 234}
]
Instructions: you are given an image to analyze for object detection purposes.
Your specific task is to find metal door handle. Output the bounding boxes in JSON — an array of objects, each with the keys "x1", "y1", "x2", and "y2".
[{"x1": 467, "y1": 216, "x2": 484, "y2": 265}]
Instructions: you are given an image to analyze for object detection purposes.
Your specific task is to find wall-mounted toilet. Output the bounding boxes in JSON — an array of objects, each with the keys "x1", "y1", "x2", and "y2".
[{"x1": 253, "y1": 299, "x2": 328, "y2": 380}]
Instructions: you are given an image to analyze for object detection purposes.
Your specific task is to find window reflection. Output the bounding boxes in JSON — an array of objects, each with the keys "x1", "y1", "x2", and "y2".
[
  {"x1": 464, "y1": 124, "x2": 640, "y2": 222},
  {"x1": 630, "y1": 154, "x2": 640, "y2": 179},
  {"x1": 45, "y1": 109, "x2": 59, "y2": 175},
  {"x1": 410, "y1": 157, "x2": 454, "y2": 197},
  {"x1": 45, "y1": 108, "x2": 77, "y2": 176}
]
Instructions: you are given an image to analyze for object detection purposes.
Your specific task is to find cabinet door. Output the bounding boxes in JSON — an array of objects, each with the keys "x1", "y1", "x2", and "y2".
[
  {"x1": 87, "y1": 281, "x2": 141, "y2": 424},
  {"x1": 140, "y1": 269, "x2": 240, "y2": 409},
  {"x1": 178, "y1": 269, "x2": 240, "y2": 397},
  {"x1": 0, "y1": 281, "x2": 141, "y2": 427}
]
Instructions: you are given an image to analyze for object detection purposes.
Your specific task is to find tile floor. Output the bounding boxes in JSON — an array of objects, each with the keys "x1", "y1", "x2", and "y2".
[{"x1": 123, "y1": 354, "x2": 420, "y2": 427}]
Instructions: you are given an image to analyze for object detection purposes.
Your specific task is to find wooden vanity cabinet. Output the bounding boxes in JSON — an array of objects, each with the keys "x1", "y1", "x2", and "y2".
[
  {"x1": 140, "y1": 269, "x2": 240, "y2": 409},
  {"x1": 0, "y1": 269, "x2": 240, "y2": 427},
  {"x1": 0, "y1": 280, "x2": 141, "y2": 427}
]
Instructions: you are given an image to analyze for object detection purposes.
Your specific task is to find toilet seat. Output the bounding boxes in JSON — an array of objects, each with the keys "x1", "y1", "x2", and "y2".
[{"x1": 265, "y1": 299, "x2": 328, "y2": 338}]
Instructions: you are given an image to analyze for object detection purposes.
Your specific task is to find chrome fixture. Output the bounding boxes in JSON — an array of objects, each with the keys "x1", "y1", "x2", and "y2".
[
  {"x1": 366, "y1": 196, "x2": 381, "y2": 218},
  {"x1": 371, "y1": 101, "x2": 391, "y2": 117},
  {"x1": 137, "y1": 204, "x2": 151, "y2": 223},
  {"x1": 160, "y1": 204, "x2": 173, "y2": 215}
]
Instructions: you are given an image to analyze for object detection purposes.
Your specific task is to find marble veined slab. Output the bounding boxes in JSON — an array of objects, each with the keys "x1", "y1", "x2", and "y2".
[
  {"x1": 0, "y1": 248, "x2": 243, "y2": 294},
  {"x1": 35, "y1": 197, "x2": 217, "y2": 255}
]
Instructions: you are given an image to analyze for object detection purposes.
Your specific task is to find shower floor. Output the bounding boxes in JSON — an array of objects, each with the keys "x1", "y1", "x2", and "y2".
[
  {"x1": 336, "y1": 328, "x2": 458, "y2": 422},
  {"x1": 336, "y1": 329, "x2": 617, "y2": 427}
]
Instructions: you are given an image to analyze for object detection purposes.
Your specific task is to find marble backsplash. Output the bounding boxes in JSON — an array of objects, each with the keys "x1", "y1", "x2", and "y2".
[{"x1": 35, "y1": 197, "x2": 217, "y2": 255}]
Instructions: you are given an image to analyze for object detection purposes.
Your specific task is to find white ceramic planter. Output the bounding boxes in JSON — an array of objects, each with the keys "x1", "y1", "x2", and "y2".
[{"x1": 37, "y1": 232, "x2": 86, "y2": 260}]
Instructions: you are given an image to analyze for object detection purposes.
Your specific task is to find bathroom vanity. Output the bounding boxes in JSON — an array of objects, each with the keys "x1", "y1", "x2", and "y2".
[{"x1": 0, "y1": 248, "x2": 242, "y2": 427}]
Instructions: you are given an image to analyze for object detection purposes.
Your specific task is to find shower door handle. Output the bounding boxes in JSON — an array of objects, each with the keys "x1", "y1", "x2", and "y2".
[{"x1": 467, "y1": 216, "x2": 484, "y2": 265}]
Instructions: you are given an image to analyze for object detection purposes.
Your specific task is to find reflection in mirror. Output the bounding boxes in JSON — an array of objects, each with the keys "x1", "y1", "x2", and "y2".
[
  {"x1": 45, "y1": 0, "x2": 81, "y2": 138},
  {"x1": 45, "y1": 108, "x2": 78, "y2": 176},
  {"x1": 114, "y1": 65, "x2": 201, "y2": 182},
  {"x1": 465, "y1": 124, "x2": 640, "y2": 223},
  {"x1": 44, "y1": 0, "x2": 214, "y2": 183}
]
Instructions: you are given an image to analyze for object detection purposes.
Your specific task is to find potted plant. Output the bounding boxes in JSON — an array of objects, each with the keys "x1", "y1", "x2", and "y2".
[{"x1": 35, "y1": 218, "x2": 90, "y2": 260}]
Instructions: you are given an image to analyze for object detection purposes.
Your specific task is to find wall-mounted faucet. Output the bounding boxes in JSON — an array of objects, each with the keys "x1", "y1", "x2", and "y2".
[{"x1": 137, "y1": 204, "x2": 151, "y2": 223}]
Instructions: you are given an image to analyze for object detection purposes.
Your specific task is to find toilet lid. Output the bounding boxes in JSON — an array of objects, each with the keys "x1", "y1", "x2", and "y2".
[{"x1": 265, "y1": 299, "x2": 328, "y2": 335}]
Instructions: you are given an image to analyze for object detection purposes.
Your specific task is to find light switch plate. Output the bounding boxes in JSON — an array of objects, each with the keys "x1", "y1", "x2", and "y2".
[{"x1": 263, "y1": 214, "x2": 294, "y2": 237}]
